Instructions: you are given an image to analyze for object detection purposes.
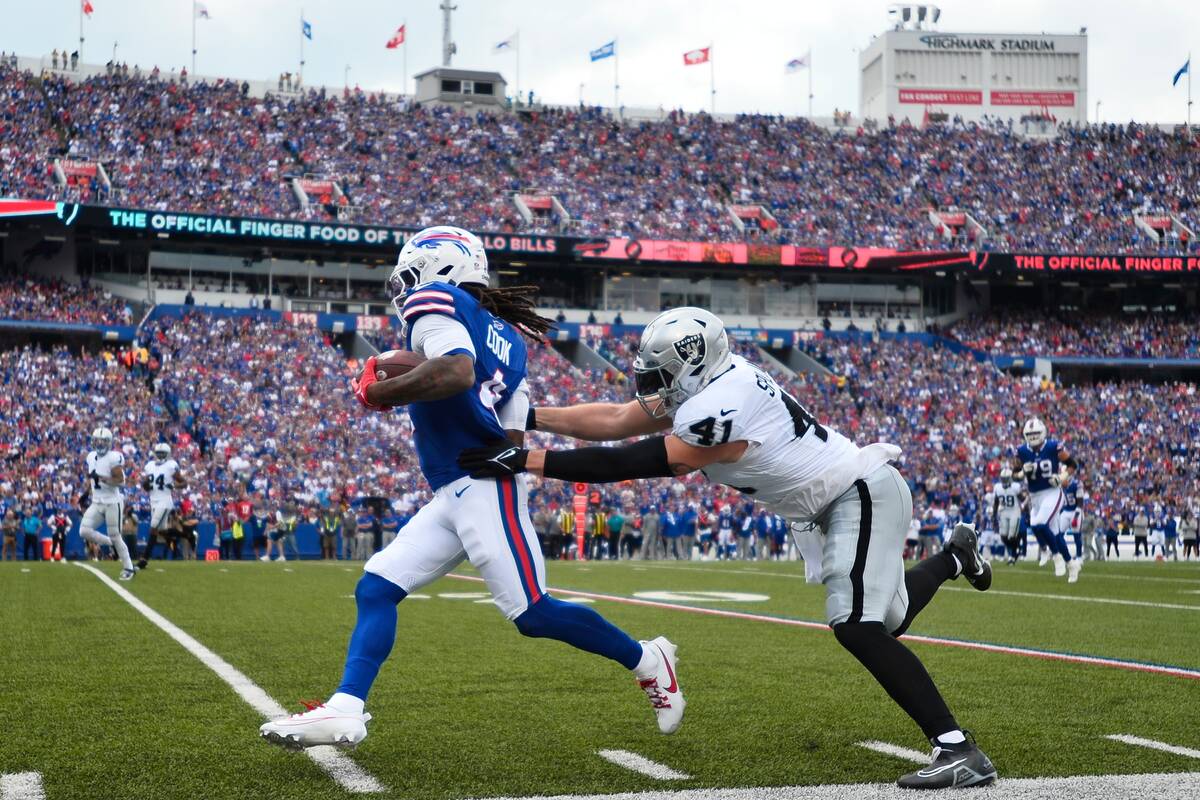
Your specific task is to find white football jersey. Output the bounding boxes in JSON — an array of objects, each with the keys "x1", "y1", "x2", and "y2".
[
  {"x1": 671, "y1": 355, "x2": 900, "y2": 523},
  {"x1": 993, "y1": 481, "x2": 1022, "y2": 516},
  {"x1": 143, "y1": 459, "x2": 181, "y2": 504},
  {"x1": 85, "y1": 450, "x2": 125, "y2": 503}
]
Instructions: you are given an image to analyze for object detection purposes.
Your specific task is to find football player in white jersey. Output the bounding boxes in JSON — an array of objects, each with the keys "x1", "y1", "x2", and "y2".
[
  {"x1": 81, "y1": 427, "x2": 137, "y2": 580},
  {"x1": 992, "y1": 468, "x2": 1024, "y2": 565},
  {"x1": 137, "y1": 443, "x2": 186, "y2": 569},
  {"x1": 461, "y1": 308, "x2": 997, "y2": 789}
]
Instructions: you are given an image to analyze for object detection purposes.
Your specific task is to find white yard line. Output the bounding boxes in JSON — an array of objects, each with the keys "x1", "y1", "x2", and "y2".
[
  {"x1": 942, "y1": 586, "x2": 1200, "y2": 612},
  {"x1": 1106, "y1": 735, "x2": 1200, "y2": 760},
  {"x1": 74, "y1": 563, "x2": 384, "y2": 794},
  {"x1": 596, "y1": 750, "x2": 691, "y2": 781},
  {"x1": 473, "y1": 771, "x2": 1200, "y2": 800},
  {"x1": 855, "y1": 741, "x2": 927, "y2": 763},
  {"x1": 0, "y1": 773, "x2": 45, "y2": 800}
]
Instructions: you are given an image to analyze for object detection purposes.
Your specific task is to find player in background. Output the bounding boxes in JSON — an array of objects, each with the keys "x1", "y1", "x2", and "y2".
[
  {"x1": 138, "y1": 443, "x2": 186, "y2": 570},
  {"x1": 260, "y1": 226, "x2": 684, "y2": 750},
  {"x1": 1059, "y1": 473, "x2": 1084, "y2": 565},
  {"x1": 992, "y1": 468, "x2": 1023, "y2": 565},
  {"x1": 81, "y1": 427, "x2": 136, "y2": 580},
  {"x1": 717, "y1": 504, "x2": 736, "y2": 560},
  {"x1": 461, "y1": 307, "x2": 997, "y2": 789},
  {"x1": 1013, "y1": 418, "x2": 1080, "y2": 582}
]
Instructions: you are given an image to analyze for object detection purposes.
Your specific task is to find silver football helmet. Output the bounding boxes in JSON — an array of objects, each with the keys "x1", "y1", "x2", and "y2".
[
  {"x1": 633, "y1": 307, "x2": 732, "y2": 418},
  {"x1": 1023, "y1": 417, "x2": 1047, "y2": 449},
  {"x1": 999, "y1": 466, "x2": 1013, "y2": 486},
  {"x1": 153, "y1": 443, "x2": 171, "y2": 463},
  {"x1": 92, "y1": 427, "x2": 113, "y2": 455}
]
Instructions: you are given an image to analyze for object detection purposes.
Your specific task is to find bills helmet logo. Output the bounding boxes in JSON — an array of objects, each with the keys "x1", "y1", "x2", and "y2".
[{"x1": 673, "y1": 333, "x2": 706, "y2": 364}]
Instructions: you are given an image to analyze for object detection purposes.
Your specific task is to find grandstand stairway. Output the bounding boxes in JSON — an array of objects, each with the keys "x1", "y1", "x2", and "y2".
[{"x1": 765, "y1": 344, "x2": 833, "y2": 378}]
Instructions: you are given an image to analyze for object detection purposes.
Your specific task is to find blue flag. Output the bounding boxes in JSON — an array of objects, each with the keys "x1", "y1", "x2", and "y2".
[
  {"x1": 1173, "y1": 58, "x2": 1189, "y2": 87},
  {"x1": 302, "y1": 19, "x2": 313, "y2": 40},
  {"x1": 590, "y1": 41, "x2": 615, "y2": 62}
]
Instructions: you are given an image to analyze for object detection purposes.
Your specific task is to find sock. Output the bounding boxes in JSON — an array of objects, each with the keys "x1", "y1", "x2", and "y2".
[
  {"x1": 335, "y1": 572, "x2": 408, "y2": 700},
  {"x1": 110, "y1": 533, "x2": 134, "y2": 571},
  {"x1": 833, "y1": 621, "x2": 958, "y2": 740},
  {"x1": 892, "y1": 551, "x2": 956, "y2": 636},
  {"x1": 935, "y1": 729, "x2": 966, "y2": 746},
  {"x1": 633, "y1": 642, "x2": 660, "y2": 679},
  {"x1": 326, "y1": 691, "x2": 365, "y2": 714},
  {"x1": 514, "y1": 594, "x2": 643, "y2": 670},
  {"x1": 1054, "y1": 533, "x2": 1073, "y2": 562},
  {"x1": 80, "y1": 526, "x2": 112, "y2": 547}
]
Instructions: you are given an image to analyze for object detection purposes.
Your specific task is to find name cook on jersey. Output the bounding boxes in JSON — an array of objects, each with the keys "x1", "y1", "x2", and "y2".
[{"x1": 486, "y1": 324, "x2": 513, "y2": 365}]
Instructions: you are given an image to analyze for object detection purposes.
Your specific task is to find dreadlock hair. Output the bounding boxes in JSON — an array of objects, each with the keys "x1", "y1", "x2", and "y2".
[{"x1": 461, "y1": 283, "x2": 555, "y2": 342}]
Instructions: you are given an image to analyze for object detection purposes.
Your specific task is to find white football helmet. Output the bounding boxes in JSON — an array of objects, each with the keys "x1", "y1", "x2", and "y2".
[
  {"x1": 1023, "y1": 418, "x2": 1047, "y2": 449},
  {"x1": 999, "y1": 467, "x2": 1013, "y2": 485},
  {"x1": 386, "y1": 226, "x2": 488, "y2": 313},
  {"x1": 633, "y1": 307, "x2": 732, "y2": 418},
  {"x1": 92, "y1": 427, "x2": 113, "y2": 455},
  {"x1": 153, "y1": 443, "x2": 171, "y2": 463}
]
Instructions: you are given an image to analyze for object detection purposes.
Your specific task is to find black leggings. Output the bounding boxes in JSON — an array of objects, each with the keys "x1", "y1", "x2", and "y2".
[{"x1": 23, "y1": 534, "x2": 40, "y2": 560}]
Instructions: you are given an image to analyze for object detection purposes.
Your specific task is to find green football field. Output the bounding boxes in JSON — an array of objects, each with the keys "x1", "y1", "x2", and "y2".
[{"x1": 2, "y1": 556, "x2": 1199, "y2": 800}]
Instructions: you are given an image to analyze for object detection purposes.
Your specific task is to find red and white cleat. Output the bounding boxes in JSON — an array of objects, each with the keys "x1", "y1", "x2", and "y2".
[
  {"x1": 259, "y1": 700, "x2": 371, "y2": 750},
  {"x1": 636, "y1": 636, "x2": 685, "y2": 734}
]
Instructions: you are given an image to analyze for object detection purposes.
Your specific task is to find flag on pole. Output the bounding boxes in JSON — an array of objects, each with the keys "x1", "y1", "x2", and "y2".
[
  {"x1": 82, "y1": 0, "x2": 94, "y2": 17},
  {"x1": 386, "y1": 25, "x2": 406, "y2": 49},
  {"x1": 494, "y1": 32, "x2": 518, "y2": 53},
  {"x1": 590, "y1": 41, "x2": 615, "y2": 62},
  {"x1": 195, "y1": 2, "x2": 211, "y2": 19},
  {"x1": 786, "y1": 52, "x2": 810, "y2": 73},
  {"x1": 1173, "y1": 58, "x2": 1190, "y2": 87},
  {"x1": 683, "y1": 47, "x2": 710, "y2": 66},
  {"x1": 301, "y1": 18, "x2": 313, "y2": 40}
]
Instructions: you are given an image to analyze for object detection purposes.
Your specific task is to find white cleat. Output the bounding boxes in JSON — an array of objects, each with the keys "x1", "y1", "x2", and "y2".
[
  {"x1": 275, "y1": 556, "x2": 287, "y2": 562},
  {"x1": 1037, "y1": 548, "x2": 1050, "y2": 567},
  {"x1": 636, "y1": 636, "x2": 685, "y2": 734},
  {"x1": 1052, "y1": 553, "x2": 1066, "y2": 576},
  {"x1": 1067, "y1": 559, "x2": 1082, "y2": 583},
  {"x1": 259, "y1": 701, "x2": 371, "y2": 750},
  {"x1": 118, "y1": 568, "x2": 136, "y2": 581},
  {"x1": 259, "y1": 555, "x2": 271, "y2": 562}
]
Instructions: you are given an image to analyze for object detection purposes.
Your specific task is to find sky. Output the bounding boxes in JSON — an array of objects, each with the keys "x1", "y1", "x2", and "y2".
[{"x1": 2, "y1": 0, "x2": 1195, "y2": 123}]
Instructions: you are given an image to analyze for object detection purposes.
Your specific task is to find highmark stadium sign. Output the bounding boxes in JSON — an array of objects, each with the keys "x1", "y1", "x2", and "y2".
[{"x1": 917, "y1": 34, "x2": 1056, "y2": 51}]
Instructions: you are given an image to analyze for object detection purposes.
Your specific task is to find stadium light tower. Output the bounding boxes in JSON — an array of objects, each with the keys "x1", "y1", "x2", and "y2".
[{"x1": 440, "y1": 1, "x2": 457, "y2": 66}]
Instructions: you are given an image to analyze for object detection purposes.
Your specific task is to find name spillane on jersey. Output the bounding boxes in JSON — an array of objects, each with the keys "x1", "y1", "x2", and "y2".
[
  {"x1": 86, "y1": 450, "x2": 125, "y2": 503},
  {"x1": 143, "y1": 458, "x2": 181, "y2": 504},
  {"x1": 401, "y1": 281, "x2": 528, "y2": 490},
  {"x1": 1016, "y1": 439, "x2": 1063, "y2": 493},
  {"x1": 993, "y1": 481, "x2": 1022, "y2": 515},
  {"x1": 671, "y1": 355, "x2": 899, "y2": 522}
]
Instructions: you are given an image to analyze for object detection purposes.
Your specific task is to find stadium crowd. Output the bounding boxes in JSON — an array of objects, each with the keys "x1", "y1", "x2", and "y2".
[
  {"x1": 948, "y1": 309, "x2": 1200, "y2": 359},
  {"x1": 2, "y1": 61, "x2": 1198, "y2": 252},
  {"x1": 1, "y1": 300, "x2": 1196, "y2": 563},
  {"x1": 0, "y1": 272, "x2": 131, "y2": 325}
]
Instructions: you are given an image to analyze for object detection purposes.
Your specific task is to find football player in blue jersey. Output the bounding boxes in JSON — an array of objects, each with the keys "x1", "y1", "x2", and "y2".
[
  {"x1": 260, "y1": 227, "x2": 683, "y2": 750},
  {"x1": 1059, "y1": 473, "x2": 1083, "y2": 563},
  {"x1": 1012, "y1": 418, "x2": 1081, "y2": 582}
]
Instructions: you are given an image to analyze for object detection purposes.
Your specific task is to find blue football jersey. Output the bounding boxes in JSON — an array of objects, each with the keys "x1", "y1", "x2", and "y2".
[
  {"x1": 1016, "y1": 439, "x2": 1062, "y2": 493},
  {"x1": 401, "y1": 282, "x2": 528, "y2": 491},
  {"x1": 717, "y1": 511, "x2": 733, "y2": 531},
  {"x1": 1061, "y1": 479, "x2": 1079, "y2": 513}
]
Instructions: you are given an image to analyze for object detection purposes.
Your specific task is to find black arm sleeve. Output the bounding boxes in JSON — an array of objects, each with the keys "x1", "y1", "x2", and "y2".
[
  {"x1": 542, "y1": 436, "x2": 673, "y2": 483},
  {"x1": 1064, "y1": 455, "x2": 1078, "y2": 469}
]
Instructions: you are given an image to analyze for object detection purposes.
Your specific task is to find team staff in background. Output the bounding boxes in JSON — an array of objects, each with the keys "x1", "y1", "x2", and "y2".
[
  {"x1": 638, "y1": 506, "x2": 660, "y2": 560},
  {"x1": 50, "y1": 509, "x2": 69, "y2": 561},
  {"x1": 21, "y1": 509, "x2": 42, "y2": 561},
  {"x1": 318, "y1": 508, "x2": 341, "y2": 560},
  {"x1": 1132, "y1": 508, "x2": 1149, "y2": 557},
  {"x1": 1181, "y1": 510, "x2": 1199, "y2": 559},
  {"x1": 2, "y1": 509, "x2": 16, "y2": 560},
  {"x1": 340, "y1": 503, "x2": 358, "y2": 560}
]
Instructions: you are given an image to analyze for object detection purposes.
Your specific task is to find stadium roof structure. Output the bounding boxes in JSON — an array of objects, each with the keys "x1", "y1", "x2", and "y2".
[{"x1": 412, "y1": 67, "x2": 506, "y2": 83}]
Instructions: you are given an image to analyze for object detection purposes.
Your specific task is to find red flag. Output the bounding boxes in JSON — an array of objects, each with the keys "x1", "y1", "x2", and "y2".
[
  {"x1": 683, "y1": 47, "x2": 710, "y2": 66},
  {"x1": 385, "y1": 25, "x2": 406, "y2": 49},
  {"x1": 82, "y1": 0, "x2": 94, "y2": 16}
]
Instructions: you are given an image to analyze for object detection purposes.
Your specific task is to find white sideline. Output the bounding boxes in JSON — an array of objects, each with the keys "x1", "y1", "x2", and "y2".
[
  {"x1": 73, "y1": 563, "x2": 385, "y2": 794},
  {"x1": 0, "y1": 772, "x2": 45, "y2": 800},
  {"x1": 855, "y1": 741, "x2": 927, "y2": 763},
  {"x1": 1106, "y1": 735, "x2": 1200, "y2": 760},
  {"x1": 597, "y1": 751, "x2": 691, "y2": 781},
  {"x1": 942, "y1": 586, "x2": 1200, "y2": 612},
  {"x1": 474, "y1": 771, "x2": 1200, "y2": 800}
]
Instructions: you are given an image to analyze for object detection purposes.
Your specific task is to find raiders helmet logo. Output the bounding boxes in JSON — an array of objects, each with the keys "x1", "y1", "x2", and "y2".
[{"x1": 673, "y1": 333, "x2": 706, "y2": 364}]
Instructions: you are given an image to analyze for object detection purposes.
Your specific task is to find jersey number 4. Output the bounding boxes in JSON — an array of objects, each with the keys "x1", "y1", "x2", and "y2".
[
  {"x1": 754, "y1": 371, "x2": 827, "y2": 441},
  {"x1": 154, "y1": 474, "x2": 167, "y2": 491},
  {"x1": 688, "y1": 417, "x2": 733, "y2": 447}
]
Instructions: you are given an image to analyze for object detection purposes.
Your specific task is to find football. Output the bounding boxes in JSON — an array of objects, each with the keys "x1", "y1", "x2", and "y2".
[{"x1": 373, "y1": 349, "x2": 426, "y2": 380}]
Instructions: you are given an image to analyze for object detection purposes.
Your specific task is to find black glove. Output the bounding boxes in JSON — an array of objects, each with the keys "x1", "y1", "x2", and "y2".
[
  {"x1": 458, "y1": 441, "x2": 529, "y2": 478},
  {"x1": 141, "y1": 477, "x2": 153, "y2": 492}
]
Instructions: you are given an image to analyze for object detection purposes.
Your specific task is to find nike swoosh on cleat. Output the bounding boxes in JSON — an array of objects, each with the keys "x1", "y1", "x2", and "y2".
[
  {"x1": 454, "y1": 486, "x2": 470, "y2": 498},
  {"x1": 656, "y1": 644, "x2": 678, "y2": 693},
  {"x1": 917, "y1": 757, "x2": 968, "y2": 777}
]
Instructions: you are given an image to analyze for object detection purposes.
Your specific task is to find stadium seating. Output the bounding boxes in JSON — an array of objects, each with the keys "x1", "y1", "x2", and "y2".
[
  {"x1": 948, "y1": 309, "x2": 1200, "y2": 359},
  {"x1": 0, "y1": 273, "x2": 131, "y2": 325},
  {"x1": 2, "y1": 63, "x2": 1197, "y2": 252}
]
